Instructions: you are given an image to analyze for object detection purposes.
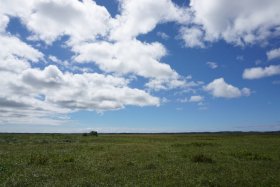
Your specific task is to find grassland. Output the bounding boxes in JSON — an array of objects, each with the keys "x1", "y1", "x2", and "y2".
[{"x1": 0, "y1": 133, "x2": 280, "y2": 186}]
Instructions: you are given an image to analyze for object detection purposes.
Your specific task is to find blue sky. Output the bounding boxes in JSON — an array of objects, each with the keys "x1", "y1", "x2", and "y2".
[{"x1": 0, "y1": 0, "x2": 280, "y2": 133}]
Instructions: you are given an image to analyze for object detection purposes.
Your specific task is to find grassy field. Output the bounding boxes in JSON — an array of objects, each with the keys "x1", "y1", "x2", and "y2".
[{"x1": 0, "y1": 133, "x2": 280, "y2": 186}]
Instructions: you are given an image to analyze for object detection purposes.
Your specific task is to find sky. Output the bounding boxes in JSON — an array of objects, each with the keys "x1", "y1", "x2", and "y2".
[{"x1": 0, "y1": 0, "x2": 280, "y2": 133}]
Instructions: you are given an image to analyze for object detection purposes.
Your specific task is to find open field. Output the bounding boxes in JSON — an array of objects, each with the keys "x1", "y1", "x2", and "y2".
[{"x1": 0, "y1": 133, "x2": 280, "y2": 186}]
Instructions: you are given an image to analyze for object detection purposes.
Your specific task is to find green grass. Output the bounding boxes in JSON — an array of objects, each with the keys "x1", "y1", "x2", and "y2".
[{"x1": 0, "y1": 133, "x2": 280, "y2": 186}]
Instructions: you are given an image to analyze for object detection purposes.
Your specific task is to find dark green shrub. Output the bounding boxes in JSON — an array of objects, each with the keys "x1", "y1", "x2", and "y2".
[
  {"x1": 126, "y1": 161, "x2": 135, "y2": 167},
  {"x1": 63, "y1": 139, "x2": 74, "y2": 143},
  {"x1": 82, "y1": 133, "x2": 88, "y2": 136},
  {"x1": 191, "y1": 154, "x2": 214, "y2": 163},
  {"x1": 0, "y1": 164, "x2": 6, "y2": 172},
  {"x1": 89, "y1": 131, "x2": 98, "y2": 136},
  {"x1": 145, "y1": 163, "x2": 157, "y2": 170},
  {"x1": 63, "y1": 157, "x2": 75, "y2": 163}
]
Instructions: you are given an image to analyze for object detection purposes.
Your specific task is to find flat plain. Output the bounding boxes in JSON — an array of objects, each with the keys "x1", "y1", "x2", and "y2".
[{"x1": 0, "y1": 133, "x2": 280, "y2": 186}]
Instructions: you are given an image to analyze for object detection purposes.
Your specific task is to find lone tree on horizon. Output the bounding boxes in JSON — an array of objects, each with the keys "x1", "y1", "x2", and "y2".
[{"x1": 89, "y1": 131, "x2": 98, "y2": 136}]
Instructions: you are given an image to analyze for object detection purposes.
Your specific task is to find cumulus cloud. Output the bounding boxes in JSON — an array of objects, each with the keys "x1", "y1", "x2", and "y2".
[
  {"x1": 1, "y1": 0, "x2": 111, "y2": 44},
  {"x1": 74, "y1": 40, "x2": 170, "y2": 78},
  {"x1": 243, "y1": 65, "x2": 280, "y2": 79},
  {"x1": 22, "y1": 65, "x2": 64, "y2": 89},
  {"x1": 110, "y1": 0, "x2": 189, "y2": 41},
  {"x1": 3, "y1": 0, "x2": 280, "y2": 49},
  {"x1": 179, "y1": 27, "x2": 205, "y2": 48},
  {"x1": 180, "y1": 0, "x2": 280, "y2": 47},
  {"x1": 0, "y1": 61, "x2": 160, "y2": 124},
  {"x1": 204, "y1": 78, "x2": 251, "y2": 98},
  {"x1": 0, "y1": 15, "x2": 9, "y2": 32},
  {"x1": 0, "y1": 34, "x2": 43, "y2": 73},
  {"x1": 73, "y1": 39, "x2": 191, "y2": 90},
  {"x1": 0, "y1": 11, "x2": 166, "y2": 125},
  {"x1": 267, "y1": 48, "x2": 280, "y2": 61},
  {"x1": 0, "y1": 35, "x2": 43, "y2": 63},
  {"x1": 1, "y1": 0, "x2": 197, "y2": 92}
]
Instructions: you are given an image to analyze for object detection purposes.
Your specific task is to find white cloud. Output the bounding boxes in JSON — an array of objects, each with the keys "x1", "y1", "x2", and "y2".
[
  {"x1": 157, "y1": 32, "x2": 169, "y2": 40},
  {"x1": 1, "y1": 0, "x2": 189, "y2": 44},
  {"x1": 2, "y1": 0, "x2": 111, "y2": 44},
  {"x1": 1, "y1": 0, "x2": 197, "y2": 92},
  {"x1": 180, "y1": 27, "x2": 205, "y2": 48},
  {"x1": 181, "y1": 0, "x2": 280, "y2": 47},
  {"x1": 145, "y1": 77, "x2": 189, "y2": 91},
  {"x1": 0, "y1": 15, "x2": 9, "y2": 32},
  {"x1": 22, "y1": 65, "x2": 64, "y2": 89},
  {"x1": 110, "y1": 0, "x2": 189, "y2": 41},
  {"x1": 206, "y1": 62, "x2": 218, "y2": 69},
  {"x1": 267, "y1": 48, "x2": 280, "y2": 61},
  {"x1": 178, "y1": 98, "x2": 188, "y2": 103},
  {"x1": 161, "y1": 97, "x2": 170, "y2": 104},
  {"x1": 243, "y1": 65, "x2": 280, "y2": 79},
  {"x1": 179, "y1": 95, "x2": 204, "y2": 103},
  {"x1": 0, "y1": 33, "x2": 161, "y2": 124},
  {"x1": 0, "y1": 63, "x2": 160, "y2": 124},
  {"x1": 4, "y1": 0, "x2": 280, "y2": 49},
  {"x1": 21, "y1": 65, "x2": 160, "y2": 110},
  {"x1": 74, "y1": 40, "x2": 171, "y2": 78},
  {"x1": 204, "y1": 78, "x2": 251, "y2": 98},
  {"x1": 48, "y1": 55, "x2": 60, "y2": 63},
  {"x1": 189, "y1": 95, "x2": 204, "y2": 102},
  {"x1": 73, "y1": 39, "x2": 192, "y2": 90},
  {"x1": 0, "y1": 34, "x2": 43, "y2": 63},
  {"x1": 0, "y1": 34, "x2": 43, "y2": 73},
  {"x1": 48, "y1": 55, "x2": 70, "y2": 67}
]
